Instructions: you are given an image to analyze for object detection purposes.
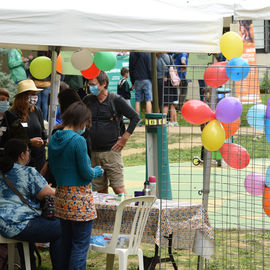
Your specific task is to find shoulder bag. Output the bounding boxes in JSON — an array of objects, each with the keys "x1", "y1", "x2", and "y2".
[{"x1": 1, "y1": 172, "x2": 55, "y2": 220}]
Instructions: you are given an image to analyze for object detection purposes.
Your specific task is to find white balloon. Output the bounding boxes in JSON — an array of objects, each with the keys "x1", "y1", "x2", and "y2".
[{"x1": 71, "y1": 49, "x2": 94, "y2": 70}]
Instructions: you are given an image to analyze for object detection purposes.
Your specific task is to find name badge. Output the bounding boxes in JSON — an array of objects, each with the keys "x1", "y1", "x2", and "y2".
[{"x1": 21, "y1": 122, "x2": 28, "y2": 128}]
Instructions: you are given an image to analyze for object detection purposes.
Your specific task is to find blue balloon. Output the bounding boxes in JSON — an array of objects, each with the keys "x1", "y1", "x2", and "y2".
[
  {"x1": 266, "y1": 166, "x2": 270, "y2": 187},
  {"x1": 226, "y1": 57, "x2": 250, "y2": 81},
  {"x1": 246, "y1": 104, "x2": 266, "y2": 130},
  {"x1": 265, "y1": 118, "x2": 270, "y2": 144}
]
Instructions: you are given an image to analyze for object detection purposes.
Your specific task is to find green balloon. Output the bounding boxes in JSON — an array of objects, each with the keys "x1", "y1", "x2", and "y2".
[
  {"x1": 30, "y1": 56, "x2": 52, "y2": 79},
  {"x1": 94, "y1": 52, "x2": 116, "y2": 71}
]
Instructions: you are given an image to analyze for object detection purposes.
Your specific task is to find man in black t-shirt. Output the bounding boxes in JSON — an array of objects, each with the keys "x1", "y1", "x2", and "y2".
[{"x1": 83, "y1": 71, "x2": 139, "y2": 194}]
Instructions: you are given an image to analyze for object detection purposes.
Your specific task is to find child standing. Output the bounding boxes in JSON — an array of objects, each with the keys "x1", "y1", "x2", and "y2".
[{"x1": 117, "y1": 68, "x2": 133, "y2": 107}]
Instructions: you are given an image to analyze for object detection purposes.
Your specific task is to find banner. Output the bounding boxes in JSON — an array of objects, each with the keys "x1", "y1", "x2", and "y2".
[{"x1": 235, "y1": 20, "x2": 261, "y2": 104}]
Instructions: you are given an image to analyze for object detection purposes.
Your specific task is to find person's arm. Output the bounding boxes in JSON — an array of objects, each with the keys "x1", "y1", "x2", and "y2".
[
  {"x1": 74, "y1": 136, "x2": 103, "y2": 181},
  {"x1": 36, "y1": 184, "x2": 55, "y2": 200},
  {"x1": 111, "y1": 97, "x2": 140, "y2": 151}
]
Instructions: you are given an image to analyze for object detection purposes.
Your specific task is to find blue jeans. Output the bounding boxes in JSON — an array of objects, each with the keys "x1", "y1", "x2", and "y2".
[
  {"x1": 36, "y1": 86, "x2": 50, "y2": 120},
  {"x1": 198, "y1": 80, "x2": 206, "y2": 101},
  {"x1": 13, "y1": 216, "x2": 62, "y2": 270},
  {"x1": 134, "y1": 79, "x2": 152, "y2": 102},
  {"x1": 60, "y1": 219, "x2": 93, "y2": 270}
]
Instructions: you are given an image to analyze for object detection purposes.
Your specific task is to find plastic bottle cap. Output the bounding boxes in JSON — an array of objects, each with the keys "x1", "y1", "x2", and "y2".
[{"x1": 148, "y1": 176, "x2": 156, "y2": 183}]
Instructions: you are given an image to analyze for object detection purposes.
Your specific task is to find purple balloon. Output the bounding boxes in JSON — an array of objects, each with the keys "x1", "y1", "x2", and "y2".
[
  {"x1": 244, "y1": 173, "x2": 265, "y2": 196},
  {"x1": 215, "y1": 97, "x2": 242, "y2": 123},
  {"x1": 266, "y1": 96, "x2": 270, "y2": 119}
]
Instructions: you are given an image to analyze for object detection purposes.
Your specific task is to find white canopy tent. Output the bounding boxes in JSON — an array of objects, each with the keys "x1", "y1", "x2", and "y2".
[
  {"x1": 0, "y1": 0, "x2": 223, "y2": 53},
  {"x1": 234, "y1": 1, "x2": 270, "y2": 20},
  {"x1": 0, "y1": 0, "x2": 225, "y2": 133}
]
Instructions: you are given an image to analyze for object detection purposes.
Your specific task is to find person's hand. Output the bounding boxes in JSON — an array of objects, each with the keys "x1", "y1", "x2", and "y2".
[
  {"x1": 132, "y1": 84, "x2": 135, "y2": 90},
  {"x1": 164, "y1": 77, "x2": 168, "y2": 82},
  {"x1": 40, "y1": 161, "x2": 48, "y2": 176},
  {"x1": 111, "y1": 136, "x2": 128, "y2": 152},
  {"x1": 30, "y1": 137, "x2": 44, "y2": 147}
]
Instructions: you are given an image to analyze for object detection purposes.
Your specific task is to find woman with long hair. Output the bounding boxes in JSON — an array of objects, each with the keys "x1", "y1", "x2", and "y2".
[
  {"x1": 48, "y1": 101, "x2": 103, "y2": 269},
  {"x1": 1, "y1": 79, "x2": 47, "y2": 172}
]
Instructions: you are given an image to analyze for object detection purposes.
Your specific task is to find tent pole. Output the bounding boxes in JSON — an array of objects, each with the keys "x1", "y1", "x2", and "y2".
[
  {"x1": 151, "y1": 53, "x2": 159, "y2": 113},
  {"x1": 48, "y1": 46, "x2": 61, "y2": 138}
]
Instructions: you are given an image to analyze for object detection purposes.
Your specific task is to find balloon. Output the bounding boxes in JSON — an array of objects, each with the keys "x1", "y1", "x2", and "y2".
[
  {"x1": 219, "y1": 143, "x2": 250, "y2": 169},
  {"x1": 215, "y1": 97, "x2": 242, "y2": 123},
  {"x1": 204, "y1": 62, "x2": 229, "y2": 87},
  {"x1": 94, "y1": 52, "x2": 117, "y2": 71},
  {"x1": 221, "y1": 118, "x2": 241, "y2": 139},
  {"x1": 71, "y1": 49, "x2": 94, "y2": 70},
  {"x1": 265, "y1": 118, "x2": 270, "y2": 144},
  {"x1": 263, "y1": 187, "x2": 270, "y2": 217},
  {"x1": 244, "y1": 173, "x2": 265, "y2": 196},
  {"x1": 246, "y1": 104, "x2": 266, "y2": 130},
  {"x1": 220, "y1": 31, "x2": 243, "y2": 60},
  {"x1": 80, "y1": 63, "x2": 100, "y2": 79},
  {"x1": 56, "y1": 54, "x2": 62, "y2": 74},
  {"x1": 201, "y1": 120, "x2": 225, "y2": 151},
  {"x1": 266, "y1": 96, "x2": 270, "y2": 118},
  {"x1": 29, "y1": 56, "x2": 52, "y2": 79},
  {"x1": 181, "y1": 100, "x2": 215, "y2": 125},
  {"x1": 225, "y1": 57, "x2": 250, "y2": 81},
  {"x1": 265, "y1": 166, "x2": 270, "y2": 187}
]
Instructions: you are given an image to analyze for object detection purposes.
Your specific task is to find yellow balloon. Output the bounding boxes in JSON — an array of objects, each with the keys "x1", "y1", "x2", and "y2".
[
  {"x1": 201, "y1": 120, "x2": 225, "y2": 151},
  {"x1": 220, "y1": 32, "x2": 243, "y2": 60}
]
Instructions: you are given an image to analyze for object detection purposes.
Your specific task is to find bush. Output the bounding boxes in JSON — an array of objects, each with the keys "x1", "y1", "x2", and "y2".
[{"x1": 260, "y1": 72, "x2": 270, "y2": 94}]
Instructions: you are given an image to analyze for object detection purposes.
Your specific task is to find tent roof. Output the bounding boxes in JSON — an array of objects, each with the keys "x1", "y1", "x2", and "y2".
[
  {"x1": 0, "y1": 0, "x2": 223, "y2": 53},
  {"x1": 234, "y1": 2, "x2": 270, "y2": 20}
]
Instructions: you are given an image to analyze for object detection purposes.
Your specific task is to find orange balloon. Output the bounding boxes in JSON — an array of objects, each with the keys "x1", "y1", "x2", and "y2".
[
  {"x1": 219, "y1": 143, "x2": 250, "y2": 169},
  {"x1": 221, "y1": 118, "x2": 241, "y2": 139},
  {"x1": 56, "y1": 54, "x2": 62, "y2": 74},
  {"x1": 263, "y1": 187, "x2": 270, "y2": 217}
]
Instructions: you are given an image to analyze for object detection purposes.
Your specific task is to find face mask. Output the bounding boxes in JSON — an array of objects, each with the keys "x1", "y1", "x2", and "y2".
[
  {"x1": 89, "y1": 85, "x2": 100, "y2": 96},
  {"x1": 0, "y1": 101, "x2": 10, "y2": 113},
  {"x1": 28, "y1": 95, "x2": 38, "y2": 105},
  {"x1": 76, "y1": 127, "x2": 86, "y2": 135}
]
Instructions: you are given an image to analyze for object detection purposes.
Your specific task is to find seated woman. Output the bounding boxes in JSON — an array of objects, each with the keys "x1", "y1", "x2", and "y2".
[{"x1": 0, "y1": 139, "x2": 62, "y2": 270}]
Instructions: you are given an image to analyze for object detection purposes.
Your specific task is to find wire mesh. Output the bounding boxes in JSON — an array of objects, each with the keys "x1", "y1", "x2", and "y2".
[{"x1": 158, "y1": 63, "x2": 270, "y2": 269}]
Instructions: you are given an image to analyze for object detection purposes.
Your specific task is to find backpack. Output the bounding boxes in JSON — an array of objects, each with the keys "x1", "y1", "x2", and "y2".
[{"x1": 108, "y1": 93, "x2": 126, "y2": 137}]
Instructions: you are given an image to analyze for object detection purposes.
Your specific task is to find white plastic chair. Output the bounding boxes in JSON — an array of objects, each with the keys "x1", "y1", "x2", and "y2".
[
  {"x1": 0, "y1": 235, "x2": 31, "y2": 270},
  {"x1": 90, "y1": 196, "x2": 156, "y2": 270}
]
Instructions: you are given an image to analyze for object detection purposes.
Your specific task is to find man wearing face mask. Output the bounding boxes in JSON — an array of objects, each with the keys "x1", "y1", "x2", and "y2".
[
  {"x1": 1, "y1": 80, "x2": 47, "y2": 172},
  {"x1": 83, "y1": 71, "x2": 140, "y2": 194}
]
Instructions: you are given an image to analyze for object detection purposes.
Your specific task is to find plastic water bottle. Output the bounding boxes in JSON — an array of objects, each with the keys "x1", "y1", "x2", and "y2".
[
  {"x1": 143, "y1": 179, "x2": 151, "y2": 195},
  {"x1": 148, "y1": 176, "x2": 156, "y2": 196}
]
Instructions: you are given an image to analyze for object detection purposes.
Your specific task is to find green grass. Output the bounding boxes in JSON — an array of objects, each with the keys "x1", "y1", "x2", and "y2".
[{"x1": 36, "y1": 230, "x2": 270, "y2": 269}]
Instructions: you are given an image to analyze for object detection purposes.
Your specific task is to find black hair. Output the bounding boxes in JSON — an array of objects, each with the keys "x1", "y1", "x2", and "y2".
[
  {"x1": 0, "y1": 139, "x2": 27, "y2": 173},
  {"x1": 61, "y1": 101, "x2": 92, "y2": 128},
  {"x1": 58, "y1": 88, "x2": 81, "y2": 115}
]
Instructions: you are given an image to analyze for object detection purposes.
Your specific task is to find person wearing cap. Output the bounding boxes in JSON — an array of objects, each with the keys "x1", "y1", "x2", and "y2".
[{"x1": 1, "y1": 79, "x2": 48, "y2": 172}]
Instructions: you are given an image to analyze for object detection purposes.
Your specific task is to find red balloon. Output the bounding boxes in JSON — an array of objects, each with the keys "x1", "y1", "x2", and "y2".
[
  {"x1": 219, "y1": 143, "x2": 250, "y2": 169},
  {"x1": 263, "y1": 187, "x2": 270, "y2": 217},
  {"x1": 181, "y1": 100, "x2": 215, "y2": 125},
  {"x1": 204, "y1": 62, "x2": 229, "y2": 87},
  {"x1": 80, "y1": 63, "x2": 100, "y2": 79}
]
